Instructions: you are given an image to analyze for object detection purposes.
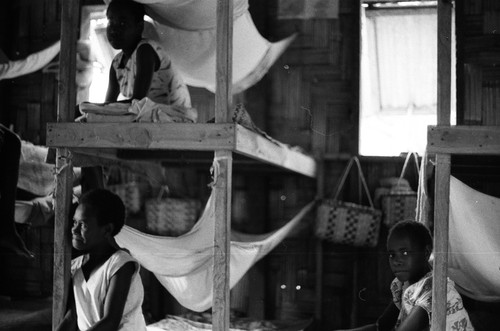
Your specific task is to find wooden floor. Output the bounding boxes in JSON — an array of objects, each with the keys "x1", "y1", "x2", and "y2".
[{"x1": 0, "y1": 295, "x2": 52, "y2": 331}]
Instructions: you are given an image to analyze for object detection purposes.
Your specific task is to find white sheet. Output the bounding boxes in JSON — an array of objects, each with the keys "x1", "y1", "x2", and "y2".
[
  {"x1": 448, "y1": 176, "x2": 500, "y2": 302},
  {"x1": 115, "y1": 190, "x2": 315, "y2": 312},
  {"x1": 105, "y1": 0, "x2": 295, "y2": 94}
]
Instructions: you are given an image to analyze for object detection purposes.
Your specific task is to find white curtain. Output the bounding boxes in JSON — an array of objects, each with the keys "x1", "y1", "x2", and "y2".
[
  {"x1": 448, "y1": 176, "x2": 500, "y2": 302},
  {"x1": 365, "y1": 8, "x2": 437, "y2": 113},
  {"x1": 359, "y1": 7, "x2": 441, "y2": 156}
]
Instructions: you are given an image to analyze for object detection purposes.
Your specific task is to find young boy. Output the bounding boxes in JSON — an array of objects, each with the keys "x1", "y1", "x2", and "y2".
[
  {"x1": 78, "y1": 0, "x2": 193, "y2": 193},
  {"x1": 56, "y1": 189, "x2": 146, "y2": 331},
  {"x1": 104, "y1": 0, "x2": 191, "y2": 108},
  {"x1": 334, "y1": 220, "x2": 474, "y2": 331}
]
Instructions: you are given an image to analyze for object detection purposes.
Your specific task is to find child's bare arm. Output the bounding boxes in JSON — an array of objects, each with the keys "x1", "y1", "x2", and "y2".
[
  {"x1": 333, "y1": 302, "x2": 398, "y2": 331},
  {"x1": 131, "y1": 43, "x2": 159, "y2": 100},
  {"x1": 376, "y1": 301, "x2": 399, "y2": 330},
  {"x1": 86, "y1": 261, "x2": 136, "y2": 331},
  {"x1": 55, "y1": 309, "x2": 78, "y2": 331},
  {"x1": 105, "y1": 65, "x2": 120, "y2": 103},
  {"x1": 395, "y1": 305, "x2": 429, "y2": 331}
]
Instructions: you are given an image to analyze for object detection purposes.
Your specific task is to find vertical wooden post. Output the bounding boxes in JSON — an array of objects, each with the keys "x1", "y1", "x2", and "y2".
[
  {"x1": 431, "y1": 154, "x2": 451, "y2": 331},
  {"x1": 314, "y1": 160, "x2": 324, "y2": 322},
  {"x1": 213, "y1": 1, "x2": 233, "y2": 331},
  {"x1": 431, "y1": 1, "x2": 452, "y2": 330},
  {"x1": 52, "y1": 0, "x2": 79, "y2": 329}
]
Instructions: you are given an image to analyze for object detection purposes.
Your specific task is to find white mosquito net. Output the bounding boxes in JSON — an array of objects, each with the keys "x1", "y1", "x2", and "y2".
[
  {"x1": 115, "y1": 190, "x2": 315, "y2": 312},
  {"x1": 104, "y1": 0, "x2": 296, "y2": 94}
]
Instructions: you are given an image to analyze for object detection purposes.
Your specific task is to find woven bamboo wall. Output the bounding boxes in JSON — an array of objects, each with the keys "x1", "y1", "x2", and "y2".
[
  {"x1": 0, "y1": 0, "x2": 60, "y2": 299},
  {"x1": 457, "y1": 0, "x2": 500, "y2": 125},
  {"x1": 0, "y1": 0, "x2": 60, "y2": 144}
]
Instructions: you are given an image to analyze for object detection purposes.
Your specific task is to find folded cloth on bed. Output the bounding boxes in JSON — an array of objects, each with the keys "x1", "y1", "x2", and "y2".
[
  {"x1": 448, "y1": 176, "x2": 500, "y2": 302},
  {"x1": 115, "y1": 190, "x2": 315, "y2": 312},
  {"x1": 79, "y1": 98, "x2": 198, "y2": 123}
]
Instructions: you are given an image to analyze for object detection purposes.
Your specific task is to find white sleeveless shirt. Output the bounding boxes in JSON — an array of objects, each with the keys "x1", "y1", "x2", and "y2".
[{"x1": 71, "y1": 250, "x2": 147, "y2": 331}]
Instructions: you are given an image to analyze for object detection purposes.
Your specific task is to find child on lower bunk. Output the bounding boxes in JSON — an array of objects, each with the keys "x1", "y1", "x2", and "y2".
[
  {"x1": 334, "y1": 220, "x2": 474, "y2": 331},
  {"x1": 56, "y1": 189, "x2": 146, "y2": 331}
]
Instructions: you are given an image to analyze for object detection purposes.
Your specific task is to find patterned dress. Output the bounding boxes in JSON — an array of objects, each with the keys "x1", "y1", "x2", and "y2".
[
  {"x1": 391, "y1": 271, "x2": 475, "y2": 331},
  {"x1": 111, "y1": 38, "x2": 191, "y2": 108}
]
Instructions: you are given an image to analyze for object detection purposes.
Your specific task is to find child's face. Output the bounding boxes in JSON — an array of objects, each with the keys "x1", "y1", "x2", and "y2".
[
  {"x1": 387, "y1": 232, "x2": 430, "y2": 284},
  {"x1": 72, "y1": 203, "x2": 111, "y2": 253},
  {"x1": 106, "y1": 6, "x2": 142, "y2": 51}
]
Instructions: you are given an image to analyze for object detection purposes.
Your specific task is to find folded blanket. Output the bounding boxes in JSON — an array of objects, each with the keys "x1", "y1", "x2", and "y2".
[{"x1": 79, "y1": 98, "x2": 198, "y2": 123}]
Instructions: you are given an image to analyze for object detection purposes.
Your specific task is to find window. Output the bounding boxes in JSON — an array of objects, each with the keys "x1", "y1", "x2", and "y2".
[
  {"x1": 81, "y1": 5, "x2": 119, "y2": 103},
  {"x1": 359, "y1": 1, "x2": 455, "y2": 156}
]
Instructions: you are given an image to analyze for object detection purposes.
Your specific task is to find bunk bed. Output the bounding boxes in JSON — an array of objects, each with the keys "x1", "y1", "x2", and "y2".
[
  {"x1": 426, "y1": 1, "x2": 500, "y2": 330},
  {"x1": 47, "y1": 1, "x2": 317, "y2": 330}
]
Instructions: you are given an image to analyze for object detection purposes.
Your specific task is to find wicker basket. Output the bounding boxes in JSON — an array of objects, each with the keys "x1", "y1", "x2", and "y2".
[
  {"x1": 381, "y1": 152, "x2": 419, "y2": 227},
  {"x1": 315, "y1": 157, "x2": 382, "y2": 247},
  {"x1": 145, "y1": 188, "x2": 201, "y2": 236}
]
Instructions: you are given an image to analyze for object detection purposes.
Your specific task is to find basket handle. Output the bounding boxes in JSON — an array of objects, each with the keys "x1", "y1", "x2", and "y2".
[
  {"x1": 156, "y1": 185, "x2": 170, "y2": 202},
  {"x1": 332, "y1": 156, "x2": 375, "y2": 208},
  {"x1": 397, "y1": 152, "x2": 420, "y2": 187}
]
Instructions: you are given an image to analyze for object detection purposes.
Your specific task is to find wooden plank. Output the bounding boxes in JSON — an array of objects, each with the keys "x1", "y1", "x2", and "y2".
[
  {"x1": 215, "y1": 0, "x2": 233, "y2": 122},
  {"x1": 54, "y1": 0, "x2": 79, "y2": 325},
  {"x1": 213, "y1": 0, "x2": 233, "y2": 330},
  {"x1": 314, "y1": 161, "x2": 324, "y2": 320},
  {"x1": 212, "y1": 150, "x2": 233, "y2": 331},
  {"x1": 431, "y1": 1, "x2": 452, "y2": 330},
  {"x1": 53, "y1": 0, "x2": 80, "y2": 328},
  {"x1": 427, "y1": 125, "x2": 500, "y2": 154},
  {"x1": 52, "y1": 148, "x2": 74, "y2": 329},
  {"x1": 235, "y1": 125, "x2": 317, "y2": 178},
  {"x1": 437, "y1": 0, "x2": 452, "y2": 125},
  {"x1": 431, "y1": 154, "x2": 451, "y2": 331},
  {"x1": 46, "y1": 123, "x2": 235, "y2": 150},
  {"x1": 47, "y1": 122, "x2": 317, "y2": 176}
]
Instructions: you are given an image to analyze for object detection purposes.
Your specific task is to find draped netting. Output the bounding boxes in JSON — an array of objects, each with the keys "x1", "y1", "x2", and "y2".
[
  {"x1": 448, "y1": 176, "x2": 500, "y2": 302},
  {"x1": 104, "y1": 0, "x2": 296, "y2": 94},
  {"x1": 115, "y1": 190, "x2": 315, "y2": 312}
]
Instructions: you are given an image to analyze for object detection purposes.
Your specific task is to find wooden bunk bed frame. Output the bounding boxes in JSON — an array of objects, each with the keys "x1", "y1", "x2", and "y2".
[
  {"x1": 427, "y1": 1, "x2": 500, "y2": 330},
  {"x1": 47, "y1": 1, "x2": 317, "y2": 330}
]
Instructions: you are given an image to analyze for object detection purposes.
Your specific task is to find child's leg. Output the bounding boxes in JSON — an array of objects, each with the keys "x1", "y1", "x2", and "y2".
[{"x1": 0, "y1": 124, "x2": 34, "y2": 258}]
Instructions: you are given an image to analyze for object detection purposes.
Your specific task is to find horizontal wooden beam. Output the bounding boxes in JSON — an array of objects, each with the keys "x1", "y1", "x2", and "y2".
[
  {"x1": 47, "y1": 123, "x2": 235, "y2": 150},
  {"x1": 47, "y1": 123, "x2": 317, "y2": 177},
  {"x1": 427, "y1": 125, "x2": 500, "y2": 154},
  {"x1": 235, "y1": 125, "x2": 317, "y2": 177}
]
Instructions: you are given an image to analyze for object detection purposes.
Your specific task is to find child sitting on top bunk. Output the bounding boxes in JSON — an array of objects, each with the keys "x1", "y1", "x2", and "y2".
[
  {"x1": 104, "y1": 0, "x2": 191, "y2": 107},
  {"x1": 56, "y1": 189, "x2": 146, "y2": 331},
  {"x1": 334, "y1": 220, "x2": 474, "y2": 331},
  {"x1": 78, "y1": 0, "x2": 194, "y2": 192}
]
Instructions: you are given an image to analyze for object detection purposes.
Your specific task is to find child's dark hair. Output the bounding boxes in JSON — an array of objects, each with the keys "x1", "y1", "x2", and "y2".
[
  {"x1": 107, "y1": 0, "x2": 145, "y2": 23},
  {"x1": 79, "y1": 189, "x2": 125, "y2": 236},
  {"x1": 387, "y1": 220, "x2": 433, "y2": 251}
]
